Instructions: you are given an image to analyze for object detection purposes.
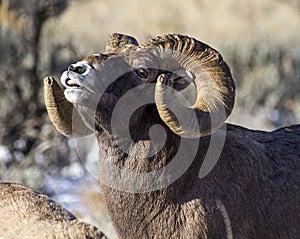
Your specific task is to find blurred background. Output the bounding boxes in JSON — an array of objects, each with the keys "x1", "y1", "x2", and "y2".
[{"x1": 0, "y1": 0, "x2": 299, "y2": 238}]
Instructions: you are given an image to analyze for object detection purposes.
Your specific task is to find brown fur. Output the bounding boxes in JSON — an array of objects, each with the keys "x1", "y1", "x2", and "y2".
[
  {"x1": 96, "y1": 120, "x2": 300, "y2": 239},
  {"x1": 0, "y1": 182, "x2": 108, "y2": 239}
]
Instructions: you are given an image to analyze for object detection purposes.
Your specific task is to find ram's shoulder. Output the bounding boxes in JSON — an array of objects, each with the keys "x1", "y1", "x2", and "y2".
[
  {"x1": 224, "y1": 123, "x2": 300, "y2": 167},
  {"x1": 226, "y1": 123, "x2": 300, "y2": 144}
]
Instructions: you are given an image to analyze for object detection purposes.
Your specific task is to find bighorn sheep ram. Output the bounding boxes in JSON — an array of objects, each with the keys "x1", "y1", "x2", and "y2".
[
  {"x1": 0, "y1": 182, "x2": 108, "y2": 238},
  {"x1": 2, "y1": 33, "x2": 298, "y2": 238},
  {"x1": 42, "y1": 33, "x2": 300, "y2": 238}
]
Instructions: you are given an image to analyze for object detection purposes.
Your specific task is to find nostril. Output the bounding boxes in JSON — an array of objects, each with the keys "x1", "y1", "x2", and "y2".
[
  {"x1": 68, "y1": 64, "x2": 87, "y2": 74},
  {"x1": 68, "y1": 65, "x2": 75, "y2": 71},
  {"x1": 75, "y1": 66, "x2": 87, "y2": 74}
]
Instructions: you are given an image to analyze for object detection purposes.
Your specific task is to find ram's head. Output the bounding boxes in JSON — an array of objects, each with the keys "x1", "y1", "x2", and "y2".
[{"x1": 44, "y1": 33, "x2": 235, "y2": 139}]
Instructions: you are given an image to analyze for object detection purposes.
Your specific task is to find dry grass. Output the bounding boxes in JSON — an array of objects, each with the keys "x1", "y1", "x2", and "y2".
[{"x1": 42, "y1": 0, "x2": 300, "y2": 54}]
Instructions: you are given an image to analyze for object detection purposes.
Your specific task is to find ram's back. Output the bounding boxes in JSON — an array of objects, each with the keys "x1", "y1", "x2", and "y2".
[{"x1": 222, "y1": 124, "x2": 300, "y2": 238}]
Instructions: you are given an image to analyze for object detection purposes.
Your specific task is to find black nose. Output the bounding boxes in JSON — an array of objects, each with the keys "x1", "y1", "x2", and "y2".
[{"x1": 68, "y1": 64, "x2": 87, "y2": 74}]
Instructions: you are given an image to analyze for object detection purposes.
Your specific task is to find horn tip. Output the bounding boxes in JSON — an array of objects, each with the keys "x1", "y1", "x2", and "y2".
[{"x1": 44, "y1": 76, "x2": 55, "y2": 86}]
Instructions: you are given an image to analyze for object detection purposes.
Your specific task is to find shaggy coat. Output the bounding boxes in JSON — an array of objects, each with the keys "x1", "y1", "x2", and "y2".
[{"x1": 42, "y1": 33, "x2": 300, "y2": 239}]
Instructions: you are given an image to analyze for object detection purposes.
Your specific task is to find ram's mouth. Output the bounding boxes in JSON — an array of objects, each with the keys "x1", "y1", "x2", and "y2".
[
  {"x1": 63, "y1": 79, "x2": 92, "y2": 104},
  {"x1": 61, "y1": 73, "x2": 90, "y2": 92},
  {"x1": 65, "y1": 78, "x2": 81, "y2": 88}
]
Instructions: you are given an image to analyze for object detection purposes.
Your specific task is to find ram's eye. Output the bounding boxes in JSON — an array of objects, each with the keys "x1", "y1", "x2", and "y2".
[{"x1": 135, "y1": 67, "x2": 149, "y2": 79}]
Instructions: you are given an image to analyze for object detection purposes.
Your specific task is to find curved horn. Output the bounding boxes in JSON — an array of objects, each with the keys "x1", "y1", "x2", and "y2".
[
  {"x1": 105, "y1": 33, "x2": 139, "y2": 54},
  {"x1": 43, "y1": 77, "x2": 93, "y2": 138},
  {"x1": 144, "y1": 34, "x2": 235, "y2": 138}
]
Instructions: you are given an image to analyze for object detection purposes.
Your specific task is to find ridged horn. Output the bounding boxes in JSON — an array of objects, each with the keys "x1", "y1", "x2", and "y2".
[
  {"x1": 105, "y1": 33, "x2": 139, "y2": 54},
  {"x1": 144, "y1": 34, "x2": 235, "y2": 138},
  {"x1": 43, "y1": 76, "x2": 93, "y2": 138}
]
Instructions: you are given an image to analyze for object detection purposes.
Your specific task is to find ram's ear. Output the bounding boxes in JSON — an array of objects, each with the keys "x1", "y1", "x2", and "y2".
[
  {"x1": 105, "y1": 33, "x2": 139, "y2": 54},
  {"x1": 44, "y1": 77, "x2": 93, "y2": 138}
]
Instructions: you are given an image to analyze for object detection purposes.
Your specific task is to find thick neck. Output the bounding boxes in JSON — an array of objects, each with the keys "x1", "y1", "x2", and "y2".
[
  {"x1": 95, "y1": 119, "x2": 211, "y2": 238},
  {"x1": 95, "y1": 104, "x2": 208, "y2": 186}
]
